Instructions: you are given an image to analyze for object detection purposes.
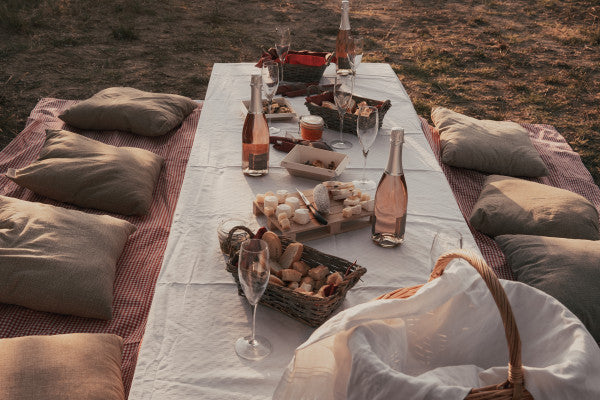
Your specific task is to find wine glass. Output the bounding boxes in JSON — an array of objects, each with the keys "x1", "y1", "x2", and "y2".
[
  {"x1": 353, "y1": 105, "x2": 379, "y2": 191},
  {"x1": 261, "y1": 60, "x2": 280, "y2": 134},
  {"x1": 275, "y1": 26, "x2": 291, "y2": 82},
  {"x1": 349, "y1": 35, "x2": 364, "y2": 75},
  {"x1": 429, "y1": 228, "x2": 463, "y2": 272},
  {"x1": 235, "y1": 239, "x2": 272, "y2": 360},
  {"x1": 330, "y1": 72, "x2": 355, "y2": 150}
]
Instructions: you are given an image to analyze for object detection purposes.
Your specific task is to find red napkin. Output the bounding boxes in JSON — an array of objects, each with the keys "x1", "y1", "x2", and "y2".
[{"x1": 256, "y1": 48, "x2": 332, "y2": 68}]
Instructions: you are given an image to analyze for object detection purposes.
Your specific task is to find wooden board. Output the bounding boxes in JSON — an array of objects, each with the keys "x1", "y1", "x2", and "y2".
[{"x1": 253, "y1": 189, "x2": 374, "y2": 241}]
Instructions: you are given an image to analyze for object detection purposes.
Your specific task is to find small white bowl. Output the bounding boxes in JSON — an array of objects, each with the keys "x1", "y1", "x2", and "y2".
[{"x1": 280, "y1": 145, "x2": 349, "y2": 181}]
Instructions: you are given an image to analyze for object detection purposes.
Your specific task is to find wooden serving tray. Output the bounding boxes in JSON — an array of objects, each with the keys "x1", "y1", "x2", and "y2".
[{"x1": 253, "y1": 189, "x2": 374, "y2": 241}]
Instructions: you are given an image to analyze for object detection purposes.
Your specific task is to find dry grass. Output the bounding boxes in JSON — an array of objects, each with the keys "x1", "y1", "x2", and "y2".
[{"x1": 1, "y1": 0, "x2": 599, "y2": 183}]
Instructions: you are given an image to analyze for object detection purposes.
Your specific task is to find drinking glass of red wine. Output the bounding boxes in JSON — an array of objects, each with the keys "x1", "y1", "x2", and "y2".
[{"x1": 275, "y1": 26, "x2": 290, "y2": 82}]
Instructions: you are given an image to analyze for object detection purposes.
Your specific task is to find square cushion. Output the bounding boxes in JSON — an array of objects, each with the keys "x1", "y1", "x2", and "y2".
[
  {"x1": 0, "y1": 195, "x2": 136, "y2": 319},
  {"x1": 496, "y1": 234, "x2": 600, "y2": 342},
  {"x1": 6, "y1": 129, "x2": 163, "y2": 216},
  {"x1": 431, "y1": 107, "x2": 548, "y2": 177},
  {"x1": 59, "y1": 87, "x2": 198, "y2": 137},
  {"x1": 470, "y1": 175, "x2": 599, "y2": 239},
  {"x1": 0, "y1": 333, "x2": 125, "y2": 399}
]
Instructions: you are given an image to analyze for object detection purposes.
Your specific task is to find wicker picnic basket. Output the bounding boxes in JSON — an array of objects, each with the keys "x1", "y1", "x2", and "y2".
[
  {"x1": 257, "y1": 49, "x2": 333, "y2": 83},
  {"x1": 225, "y1": 226, "x2": 366, "y2": 327},
  {"x1": 305, "y1": 91, "x2": 391, "y2": 135},
  {"x1": 377, "y1": 249, "x2": 533, "y2": 400}
]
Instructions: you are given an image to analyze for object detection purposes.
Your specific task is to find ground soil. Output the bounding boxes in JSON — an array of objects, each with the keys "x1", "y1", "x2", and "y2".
[{"x1": 1, "y1": 0, "x2": 599, "y2": 183}]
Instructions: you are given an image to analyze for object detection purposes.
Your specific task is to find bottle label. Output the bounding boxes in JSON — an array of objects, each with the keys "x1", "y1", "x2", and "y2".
[{"x1": 249, "y1": 152, "x2": 268, "y2": 170}]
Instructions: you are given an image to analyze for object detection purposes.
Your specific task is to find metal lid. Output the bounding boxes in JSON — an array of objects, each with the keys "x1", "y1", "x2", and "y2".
[{"x1": 300, "y1": 115, "x2": 324, "y2": 128}]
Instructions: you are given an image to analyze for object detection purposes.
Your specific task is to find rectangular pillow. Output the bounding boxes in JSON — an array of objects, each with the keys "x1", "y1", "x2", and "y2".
[
  {"x1": 0, "y1": 333, "x2": 125, "y2": 399},
  {"x1": 6, "y1": 129, "x2": 163, "y2": 216},
  {"x1": 470, "y1": 175, "x2": 599, "y2": 239},
  {"x1": 431, "y1": 107, "x2": 548, "y2": 177},
  {"x1": 59, "y1": 87, "x2": 198, "y2": 136},
  {"x1": 0, "y1": 195, "x2": 136, "y2": 319},
  {"x1": 496, "y1": 234, "x2": 600, "y2": 343}
]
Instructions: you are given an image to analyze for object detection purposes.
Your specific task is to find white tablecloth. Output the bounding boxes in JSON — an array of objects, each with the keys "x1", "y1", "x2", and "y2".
[{"x1": 129, "y1": 63, "x2": 480, "y2": 399}]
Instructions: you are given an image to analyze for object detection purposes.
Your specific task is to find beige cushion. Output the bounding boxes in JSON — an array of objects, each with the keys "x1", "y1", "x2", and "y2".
[
  {"x1": 470, "y1": 175, "x2": 599, "y2": 239},
  {"x1": 0, "y1": 333, "x2": 125, "y2": 399},
  {"x1": 59, "y1": 87, "x2": 198, "y2": 137},
  {"x1": 431, "y1": 107, "x2": 548, "y2": 177},
  {"x1": 6, "y1": 129, "x2": 163, "y2": 216},
  {"x1": 0, "y1": 195, "x2": 136, "y2": 319},
  {"x1": 496, "y1": 235, "x2": 600, "y2": 342}
]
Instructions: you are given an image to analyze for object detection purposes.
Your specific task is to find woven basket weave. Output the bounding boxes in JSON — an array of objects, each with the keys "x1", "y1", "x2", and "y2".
[
  {"x1": 377, "y1": 249, "x2": 533, "y2": 400},
  {"x1": 226, "y1": 227, "x2": 366, "y2": 327},
  {"x1": 305, "y1": 91, "x2": 392, "y2": 135},
  {"x1": 282, "y1": 62, "x2": 329, "y2": 83}
]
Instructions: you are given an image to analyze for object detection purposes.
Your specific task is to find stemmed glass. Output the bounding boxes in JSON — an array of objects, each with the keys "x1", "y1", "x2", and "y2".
[
  {"x1": 330, "y1": 72, "x2": 355, "y2": 150},
  {"x1": 353, "y1": 105, "x2": 378, "y2": 191},
  {"x1": 275, "y1": 26, "x2": 290, "y2": 82},
  {"x1": 349, "y1": 35, "x2": 364, "y2": 74},
  {"x1": 261, "y1": 60, "x2": 280, "y2": 134},
  {"x1": 235, "y1": 239, "x2": 271, "y2": 360},
  {"x1": 429, "y1": 228, "x2": 463, "y2": 272}
]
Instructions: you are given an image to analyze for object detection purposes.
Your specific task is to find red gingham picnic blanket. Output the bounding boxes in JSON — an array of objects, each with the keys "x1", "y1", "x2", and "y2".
[
  {"x1": 0, "y1": 98, "x2": 201, "y2": 396},
  {"x1": 420, "y1": 117, "x2": 600, "y2": 280}
]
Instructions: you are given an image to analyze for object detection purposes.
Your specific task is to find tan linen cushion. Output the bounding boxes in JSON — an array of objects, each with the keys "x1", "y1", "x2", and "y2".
[
  {"x1": 6, "y1": 129, "x2": 163, "y2": 216},
  {"x1": 0, "y1": 195, "x2": 136, "y2": 319},
  {"x1": 59, "y1": 87, "x2": 198, "y2": 137},
  {"x1": 496, "y1": 235, "x2": 600, "y2": 342},
  {"x1": 431, "y1": 107, "x2": 548, "y2": 177},
  {"x1": 470, "y1": 175, "x2": 600, "y2": 239},
  {"x1": 0, "y1": 333, "x2": 125, "y2": 399}
]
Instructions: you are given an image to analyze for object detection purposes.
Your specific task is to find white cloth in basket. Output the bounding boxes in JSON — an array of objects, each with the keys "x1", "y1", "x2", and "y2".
[{"x1": 273, "y1": 260, "x2": 600, "y2": 399}]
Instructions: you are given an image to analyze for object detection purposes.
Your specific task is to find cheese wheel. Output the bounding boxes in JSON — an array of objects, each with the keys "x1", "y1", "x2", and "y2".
[
  {"x1": 285, "y1": 196, "x2": 300, "y2": 211},
  {"x1": 264, "y1": 195, "x2": 278, "y2": 210},
  {"x1": 276, "y1": 203, "x2": 293, "y2": 219},
  {"x1": 293, "y1": 208, "x2": 311, "y2": 225},
  {"x1": 276, "y1": 190, "x2": 288, "y2": 204}
]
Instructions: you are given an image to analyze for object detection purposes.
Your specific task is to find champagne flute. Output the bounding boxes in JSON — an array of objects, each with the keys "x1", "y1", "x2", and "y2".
[
  {"x1": 261, "y1": 60, "x2": 280, "y2": 134},
  {"x1": 275, "y1": 26, "x2": 291, "y2": 82},
  {"x1": 330, "y1": 72, "x2": 355, "y2": 150},
  {"x1": 349, "y1": 35, "x2": 364, "y2": 75},
  {"x1": 353, "y1": 105, "x2": 378, "y2": 191},
  {"x1": 235, "y1": 239, "x2": 271, "y2": 360},
  {"x1": 429, "y1": 228, "x2": 463, "y2": 272}
]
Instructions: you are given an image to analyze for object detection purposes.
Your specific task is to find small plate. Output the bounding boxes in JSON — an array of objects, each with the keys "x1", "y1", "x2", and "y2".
[
  {"x1": 280, "y1": 145, "x2": 349, "y2": 181},
  {"x1": 241, "y1": 97, "x2": 296, "y2": 121}
]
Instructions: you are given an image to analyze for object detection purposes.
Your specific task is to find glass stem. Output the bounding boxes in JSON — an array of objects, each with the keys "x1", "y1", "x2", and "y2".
[
  {"x1": 362, "y1": 151, "x2": 368, "y2": 181},
  {"x1": 268, "y1": 99, "x2": 272, "y2": 129},
  {"x1": 251, "y1": 303, "x2": 258, "y2": 345},
  {"x1": 339, "y1": 111, "x2": 344, "y2": 142}
]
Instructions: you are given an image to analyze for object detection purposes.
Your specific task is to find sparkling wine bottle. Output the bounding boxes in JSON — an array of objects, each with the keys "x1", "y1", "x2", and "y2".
[
  {"x1": 242, "y1": 74, "x2": 269, "y2": 176},
  {"x1": 371, "y1": 128, "x2": 408, "y2": 247},
  {"x1": 335, "y1": 0, "x2": 352, "y2": 74}
]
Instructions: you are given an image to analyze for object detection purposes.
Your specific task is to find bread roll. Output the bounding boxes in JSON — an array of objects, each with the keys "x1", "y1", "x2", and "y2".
[
  {"x1": 308, "y1": 265, "x2": 329, "y2": 281},
  {"x1": 326, "y1": 271, "x2": 343, "y2": 286},
  {"x1": 287, "y1": 281, "x2": 299, "y2": 290},
  {"x1": 281, "y1": 268, "x2": 302, "y2": 282},
  {"x1": 269, "y1": 275, "x2": 284, "y2": 286},
  {"x1": 262, "y1": 231, "x2": 282, "y2": 260},
  {"x1": 279, "y1": 242, "x2": 303, "y2": 268},
  {"x1": 292, "y1": 260, "x2": 310, "y2": 276}
]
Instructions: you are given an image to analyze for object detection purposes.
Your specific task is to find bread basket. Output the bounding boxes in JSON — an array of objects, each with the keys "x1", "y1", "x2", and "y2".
[
  {"x1": 305, "y1": 91, "x2": 391, "y2": 135},
  {"x1": 225, "y1": 226, "x2": 366, "y2": 327},
  {"x1": 377, "y1": 249, "x2": 533, "y2": 400}
]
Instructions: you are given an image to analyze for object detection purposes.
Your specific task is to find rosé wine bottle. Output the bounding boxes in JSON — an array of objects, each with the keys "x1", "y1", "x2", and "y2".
[
  {"x1": 335, "y1": 0, "x2": 352, "y2": 74},
  {"x1": 242, "y1": 74, "x2": 269, "y2": 176},
  {"x1": 371, "y1": 128, "x2": 408, "y2": 247}
]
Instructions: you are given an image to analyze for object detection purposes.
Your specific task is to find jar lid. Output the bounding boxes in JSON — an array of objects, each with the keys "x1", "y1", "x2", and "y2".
[{"x1": 300, "y1": 115, "x2": 324, "y2": 128}]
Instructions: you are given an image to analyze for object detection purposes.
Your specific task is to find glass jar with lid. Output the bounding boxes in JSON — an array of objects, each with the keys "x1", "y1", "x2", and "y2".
[
  {"x1": 217, "y1": 218, "x2": 251, "y2": 255},
  {"x1": 299, "y1": 115, "x2": 324, "y2": 141}
]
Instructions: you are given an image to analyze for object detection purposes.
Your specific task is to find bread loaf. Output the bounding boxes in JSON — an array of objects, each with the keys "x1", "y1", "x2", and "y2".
[
  {"x1": 308, "y1": 265, "x2": 329, "y2": 281},
  {"x1": 280, "y1": 242, "x2": 303, "y2": 268},
  {"x1": 269, "y1": 275, "x2": 284, "y2": 286},
  {"x1": 281, "y1": 268, "x2": 302, "y2": 282},
  {"x1": 262, "y1": 231, "x2": 282, "y2": 260},
  {"x1": 292, "y1": 260, "x2": 310, "y2": 276}
]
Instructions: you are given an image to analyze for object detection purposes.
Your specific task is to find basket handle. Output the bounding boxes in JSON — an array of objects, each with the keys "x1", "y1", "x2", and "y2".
[
  {"x1": 224, "y1": 225, "x2": 254, "y2": 258},
  {"x1": 378, "y1": 249, "x2": 525, "y2": 398}
]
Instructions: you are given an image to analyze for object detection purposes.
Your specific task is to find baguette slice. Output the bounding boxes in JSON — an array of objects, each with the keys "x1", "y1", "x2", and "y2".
[
  {"x1": 279, "y1": 242, "x2": 303, "y2": 268},
  {"x1": 262, "y1": 231, "x2": 282, "y2": 260}
]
